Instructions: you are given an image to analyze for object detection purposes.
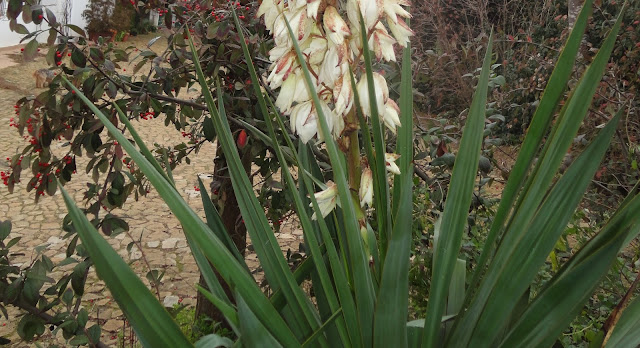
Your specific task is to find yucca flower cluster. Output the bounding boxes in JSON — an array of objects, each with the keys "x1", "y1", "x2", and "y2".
[{"x1": 257, "y1": 0, "x2": 412, "y2": 214}]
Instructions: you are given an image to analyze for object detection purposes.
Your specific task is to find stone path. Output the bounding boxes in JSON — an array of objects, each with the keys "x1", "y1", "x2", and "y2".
[{"x1": 0, "y1": 34, "x2": 303, "y2": 346}]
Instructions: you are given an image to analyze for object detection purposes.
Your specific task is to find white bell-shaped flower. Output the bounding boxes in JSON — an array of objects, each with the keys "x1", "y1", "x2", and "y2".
[
  {"x1": 333, "y1": 73, "x2": 354, "y2": 117},
  {"x1": 356, "y1": 72, "x2": 389, "y2": 117},
  {"x1": 324, "y1": 6, "x2": 351, "y2": 45},
  {"x1": 385, "y1": 153, "x2": 401, "y2": 175},
  {"x1": 388, "y1": 17, "x2": 413, "y2": 48},
  {"x1": 257, "y1": 0, "x2": 283, "y2": 32},
  {"x1": 310, "y1": 181, "x2": 339, "y2": 219},
  {"x1": 307, "y1": 0, "x2": 322, "y2": 19},
  {"x1": 290, "y1": 101, "x2": 316, "y2": 143},
  {"x1": 318, "y1": 42, "x2": 349, "y2": 88},
  {"x1": 369, "y1": 23, "x2": 397, "y2": 62},
  {"x1": 382, "y1": 98, "x2": 401, "y2": 134},
  {"x1": 359, "y1": 167, "x2": 374, "y2": 207},
  {"x1": 267, "y1": 51, "x2": 297, "y2": 89},
  {"x1": 383, "y1": 0, "x2": 411, "y2": 24},
  {"x1": 347, "y1": 0, "x2": 384, "y2": 31}
]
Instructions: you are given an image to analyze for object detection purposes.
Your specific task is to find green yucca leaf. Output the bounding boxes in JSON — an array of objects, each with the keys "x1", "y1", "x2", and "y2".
[
  {"x1": 357, "y1": 13, "x2": 393, "y2": 263},
  {"x1": 462, "y1": 111, "x2": 620, "y2": 346},
  {"x1": 59, "y1": 185, "x2": 193, "y2": 348},
  {"x1": 120, "y1": 97, "x2": 239, "y2": 329},
  {"x1": 393, "y1": 17, "x2": 415, "y2": 218},
  {"x1": 118, "y1": 101, "x2": 238, "y2": 332},
  {"x1": 420, "y1": 33, "x2": 493, "y2": 348},
  {"x1": 161, "y1": 149, "x2": 175, "y2": 185},
  {"x1": 464, "y1": 0, "x2": 594, "y2": 303},
  {"x1": 302, "y1": 308, "x2": 344, "y2": 347},
  {"x1": 349, "y1": 67, "x2": 383, "y2": 279},
  {"x1": 499, "y1": 193, "x2": 640, "y2": 347},
  {"x1": 281, "y1": 11, "x2": 376, "y2": 346},
  {"x1": 113, "y1": 103, "x2": 174, "y2": 187},
  {"x1": 237, "y1": 295, "x2": 283, "y2": 348},
  {"x1": 373, "y1": 23, "x2": 414, "y2": 347},
  {"x1": 604, "y1": 293, "x2": 640, "y2": 348},
  {"x1": 197, "y1": 178, "x2": 246, "y2": 266},
  {"x1": 230, "y1": 8, "x2": 350, "y2": 344},
  {"x1": 261, "y1": 58, "x2": 363, "y2": 346},
  {"x1": 188, "y1": 31, "x2": 327, "y2": 342},
  {"x1": 196, "y1": 285, "x2": 239, "y2": 329},
  {"x1": 501, "y1": 235, "x2": 625, "y2": 348},
  {"x1": 452, "y1": 8, "x2": 623, "y2": 345},
  {"x1": 61, "y1": 76, "x2": 299, "y2": 346}
]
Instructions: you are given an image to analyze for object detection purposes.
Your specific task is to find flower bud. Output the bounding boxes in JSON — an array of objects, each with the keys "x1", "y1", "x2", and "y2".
[{"x1": 359, "y1": 167, "x2": 374, "y2": 207}]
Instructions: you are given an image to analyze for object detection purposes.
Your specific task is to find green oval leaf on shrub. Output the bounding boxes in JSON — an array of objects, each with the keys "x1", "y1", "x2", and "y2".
[
  {"x1": 0, "y1": 220, "x2": 11, "y2": 241},
  {"x1": 7, "y1": 0, "x2": 23, "y2": 20},
  {"x1": 45, "y1": 8, "x2": 56, "y2": 26},
  {"x1": 21, "y1": 4, "x2": 31, "y2": 22},
  {"x1": 90, "y1": 48, "x2": 104, "y2": 64},
  {"x1": 17, "y1": 314, "x2": 45, "y2": 341},
  {"x1": 23, "y1": 39, "x2": 38, "y2": 61},
  {"x1": 71, "y1": 49, "x2": 86, "y2": 68},
  {"x1": 31, "y1": 8, "x2": 43, "y2": 25},
  {"x1": 66, "y1": 24, "x2": 86, "y2": 37}
]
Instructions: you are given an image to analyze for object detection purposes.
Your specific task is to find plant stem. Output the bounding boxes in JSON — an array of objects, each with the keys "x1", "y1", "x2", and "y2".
[{"x1": 345, "y1": 109, "x2": 361, "y2": 192}]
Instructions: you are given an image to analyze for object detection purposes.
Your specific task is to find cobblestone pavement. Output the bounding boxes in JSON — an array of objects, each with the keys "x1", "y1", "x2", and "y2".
[{"x1": 0, "y1": 34, "x2": 302, "y2": 346}]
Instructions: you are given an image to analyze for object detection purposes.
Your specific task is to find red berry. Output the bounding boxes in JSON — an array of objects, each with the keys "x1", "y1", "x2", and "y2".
[
  {"x1": 38, "y1": 14, "x2": 43, "y2": 19},
  {"x1": 236, "y1": 129, "x2": 248, "y2": 149}
]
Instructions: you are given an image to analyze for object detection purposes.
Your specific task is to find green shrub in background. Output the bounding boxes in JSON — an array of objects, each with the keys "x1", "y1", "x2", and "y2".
[{"x1": 46, "y1": 1, "x2": 640, "y2": 348}]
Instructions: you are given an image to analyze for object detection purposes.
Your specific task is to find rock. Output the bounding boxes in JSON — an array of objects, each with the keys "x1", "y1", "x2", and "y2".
[
  {"x1": 129, "y1": 246, "x2": 142, "y2": 260},
  {"x1": 46, "y1": 236, "x2": 64, "y2": 245},
  {"x1": 163, "y1": 295, "x2": 179, "y2": 308},
  {"x1": 162, "y1": 238, "x2": 186, "y2": 249},
  {"x1": 162, "y1": 238, "x2": 179, "y2": 249},
  {"x1": 98, "y1": 308, "x2": 113, "y2": 320},
  {"x1": 147, "y1": 241, "x2": 160, "y2": 248},
  {"x1": 102, "y1": 319, "x2": 122, "y2": 332}
]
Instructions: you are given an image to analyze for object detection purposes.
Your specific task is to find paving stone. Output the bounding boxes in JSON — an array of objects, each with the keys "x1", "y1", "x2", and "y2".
[
  {"x1": 161, "y1": 237, "x2": 180, "y2": 249},
  {"x1": 163, "y1": 295, "x2": 180, "y2": 308},
  {"x1": 147, "y1": 241, "x2": 160, "y2": 248},
  {"x1": 101, "y1": 319, "x2": 122, "y2": 333}
]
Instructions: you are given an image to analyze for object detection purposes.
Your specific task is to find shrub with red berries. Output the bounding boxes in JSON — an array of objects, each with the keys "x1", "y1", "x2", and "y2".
[{"x1": 3, "y1": 1, "x2": 298, "y2": 345}]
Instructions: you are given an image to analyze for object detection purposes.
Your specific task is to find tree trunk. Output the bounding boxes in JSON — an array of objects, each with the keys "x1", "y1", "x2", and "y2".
[{"x1": 194, "y1": 141, "x2": 252, "y2": 330}]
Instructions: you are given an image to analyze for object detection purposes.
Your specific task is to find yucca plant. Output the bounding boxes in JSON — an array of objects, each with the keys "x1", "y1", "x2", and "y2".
[{"x1": 55, "y1": 0, "x2": 640, "y2": 347}]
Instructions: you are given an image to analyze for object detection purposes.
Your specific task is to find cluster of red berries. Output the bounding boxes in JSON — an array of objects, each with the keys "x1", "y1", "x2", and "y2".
[
  {"x1": 122, "y1": 158, "x2": 136, "y2": 173},
  {"x1": 31, "y1": 172, "x2": 50, "y2": 196},
  {"x1": 1, "y1": 170, "x2": 13, "y2": 186},
  {"x1": 158, "y1": 8, "x2": 169, "y2": 15},
  {"x1": 209, "y1": 1, "x2": 251, "y2": 22},
  {"x1": 62, "y1": 155, "x2": 74, "y2": 165},
  {"x1": 140, "y1": 111, "x2": 156, "y2": 120}
]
